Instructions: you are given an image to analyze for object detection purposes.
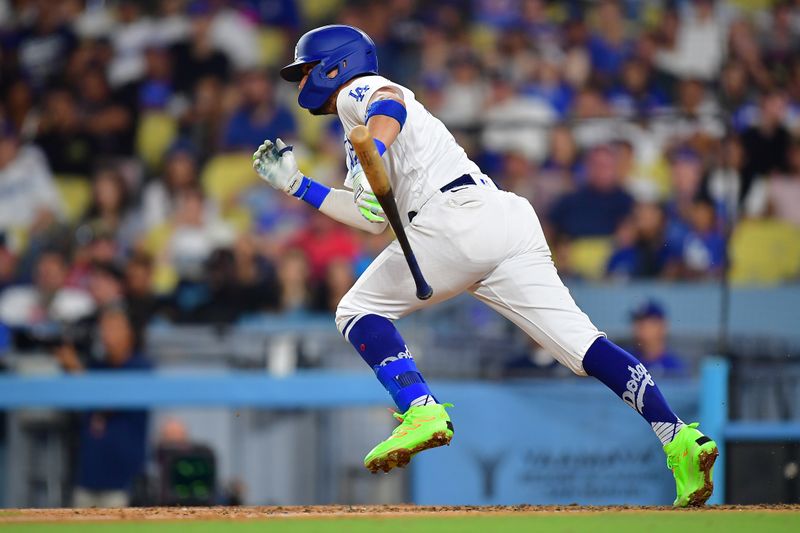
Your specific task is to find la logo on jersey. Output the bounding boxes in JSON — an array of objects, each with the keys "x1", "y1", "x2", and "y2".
[
  {"x1": 349, "y1": 85, "x2": 370, "y2": 102},
  {"x1": 622, "y1": 363, "x2": 654, "y2": 414},
  {"x1": 378, "y1": 345, "x2": 413, "y2": 366}
]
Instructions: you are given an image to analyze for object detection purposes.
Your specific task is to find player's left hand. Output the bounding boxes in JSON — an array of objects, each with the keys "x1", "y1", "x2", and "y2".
[{"x1": 349, "y1": 163, "x2": 386, "y2": 223}]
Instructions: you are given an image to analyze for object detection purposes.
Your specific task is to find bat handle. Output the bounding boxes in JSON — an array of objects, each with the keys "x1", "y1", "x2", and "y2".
[
  {"x1": 416, "y1": 282, "x2": 433, "y2": 301},
  {"x1": 406, "y1": 252, "x2": 433, "y2": 300}
]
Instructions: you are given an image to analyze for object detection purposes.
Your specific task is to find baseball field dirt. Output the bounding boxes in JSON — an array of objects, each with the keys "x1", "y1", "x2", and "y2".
[{"x1": 1, "y1": 505, "x2": 799, "y2": 532}]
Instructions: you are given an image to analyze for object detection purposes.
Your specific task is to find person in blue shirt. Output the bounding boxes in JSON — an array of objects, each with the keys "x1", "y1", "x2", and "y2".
[
  {"x1": 548, "y1": 144, "x2": 634, "y2": 238},
  {"x1": 222, "y1": 69, "x2": 296, "y2": 151},
  {"x1": 59, "y1": 308, "x2": 151, "y2": 508},
  {"x1": 670, "y1": 196, "x2": 726, "y2": 280},
  {"x1": 629, "y1": 300, "x2": 687, "y2": 377}
]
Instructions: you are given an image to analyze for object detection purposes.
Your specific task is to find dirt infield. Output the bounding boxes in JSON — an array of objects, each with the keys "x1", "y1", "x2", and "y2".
[{"x1": 2, "y1": 504, "x2": 800, "y2": 523}]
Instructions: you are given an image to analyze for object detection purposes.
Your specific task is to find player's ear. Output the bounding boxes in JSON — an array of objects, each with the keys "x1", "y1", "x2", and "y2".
[{"x1": 326, "y1": 66, "x2": 339, "y2": 79}]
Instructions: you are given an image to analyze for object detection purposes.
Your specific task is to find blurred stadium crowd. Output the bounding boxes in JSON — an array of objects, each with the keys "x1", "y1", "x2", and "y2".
[{"x1": 1, "y1": 0, "x2": 800, "y2": 347}]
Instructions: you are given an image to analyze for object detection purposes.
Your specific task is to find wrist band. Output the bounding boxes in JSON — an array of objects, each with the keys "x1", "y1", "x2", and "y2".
[
  {"x1": 373, "y1": 138, "x2": 386, "y2": 156},
  {"x1": 366, "y1": 99, "x2": 407, "y2": 131},
  {"x1": 293, "y1": 175, "x2": 330, "y2": 209}
]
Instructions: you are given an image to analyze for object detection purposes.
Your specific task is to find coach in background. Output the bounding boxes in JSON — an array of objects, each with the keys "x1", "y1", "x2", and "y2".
[
  {"x1": 629, "y1": 300, "x2": 687, "y2": 377},
  {"x1": 57, "y1": 308, "x2": 151, "y2": 508}
]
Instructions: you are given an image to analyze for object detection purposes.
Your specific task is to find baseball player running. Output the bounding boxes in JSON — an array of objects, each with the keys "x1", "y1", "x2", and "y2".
[{"x1": 253, "y1": 25, "x2": 718, "y2": 506}]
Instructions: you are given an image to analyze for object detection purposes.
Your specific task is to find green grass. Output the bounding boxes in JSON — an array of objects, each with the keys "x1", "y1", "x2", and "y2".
[{"x1": 3, "y1": 512, "x2": 800, "y2": 533}]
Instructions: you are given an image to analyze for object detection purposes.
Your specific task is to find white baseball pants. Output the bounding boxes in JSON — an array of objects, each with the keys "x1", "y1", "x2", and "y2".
[{"x1": 335, "y1": 184, "x2": 604, "y2": 376}]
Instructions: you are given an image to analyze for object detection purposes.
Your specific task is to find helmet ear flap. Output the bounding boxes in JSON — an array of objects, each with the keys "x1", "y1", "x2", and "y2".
[{"x1": 322, "y1": 59, "x2": 347, "y2": 80}]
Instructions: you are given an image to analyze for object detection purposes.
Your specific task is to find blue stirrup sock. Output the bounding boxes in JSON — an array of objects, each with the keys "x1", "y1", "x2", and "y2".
[
  {"x1": 345, "y1": 314, "x2": 436, "y2": 412},
  {"x1": 583, "y1": 337, "x2": 684, "y2": 445}
]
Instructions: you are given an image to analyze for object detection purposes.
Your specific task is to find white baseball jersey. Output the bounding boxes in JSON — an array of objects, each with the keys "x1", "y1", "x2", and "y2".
[
  {"x1": 337, "y1": 75, "x2": 486, "y2": 223},
  {"x1": 332, "y1": 75, "x2": 604, "y2": 374}
]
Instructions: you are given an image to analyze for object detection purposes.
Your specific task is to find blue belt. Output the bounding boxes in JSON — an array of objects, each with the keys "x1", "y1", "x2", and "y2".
[
  {"x1": 408, "y1": 174, "x2": 489, "y2": 222},
  {"x1": 439, "y1": 174, "x2": 476, "y2": 192}
]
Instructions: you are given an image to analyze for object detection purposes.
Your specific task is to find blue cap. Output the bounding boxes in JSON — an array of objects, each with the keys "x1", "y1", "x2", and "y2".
[
  {"x1": 280, "y1": 25, "x2": 378, "y2": 110},
  {"x1": 630, "y1": 299, "x2": 666, "y2": 321}
]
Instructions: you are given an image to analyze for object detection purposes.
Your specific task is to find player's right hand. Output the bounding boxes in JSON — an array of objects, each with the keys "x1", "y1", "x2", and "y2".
[
  {"x1": 349, "y1": 163, "x2": 386, "y2": 223},
  {"x1": 252, "y1": 138, "x2": 304, "y2": 195}
]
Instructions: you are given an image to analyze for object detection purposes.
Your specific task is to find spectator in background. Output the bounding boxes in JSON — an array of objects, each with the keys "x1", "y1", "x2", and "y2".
[
  {"x1": 171, "y1": 243, "x2": 278, "y2": 324},
  {"x1": 180, "y1": 77, "x2": 226, "y2": 160},
  {"x1": 539, "y1": 124, "x2": 580, "y2": 196},
  {"x1": 118, "y1": 43, "x2": 176, "y2": 114},
  {"x1": 79, "y1": 67, "x2": 135, "y2": 156},
  {"x1": 522, "y1": 53, "x2": 574, "y2": 119},
  {"x1": 313, "y1": 257, "x2": 355, "y2": 313},
  {"x1": 628, "y1": 299, "x2": 687, "y2": 377},
  {"x1": 607, "y1": 201, "x2": 674, "y2": 280},
  {"x1": 66, "y1": 225, "x2": 119, "y2": 290},
  {"x1": 221, "y1": 69, "x2": 296, "y2": 151},
  {"x1": 35, "y1": 86, "x2": 96, "y2": 176},
  {"x1": 569, "y1": 86, "x2": 620, "y2": 148},
  {"x1": 80, "y1": 167, "x2": 142, "y2": 255},
  {"x1": 170, "y1": 2, "x2": 230, "y2": 96},
  {"x1": 64, "y1": 308, "x2": 151, "y2": 508},
  {"x1": 231, "y1": 235, "x2": 278, "y2": 309},
  {"x1": 740, "y1": 90, "x2": 792, "y2": 201},
  {"x1": 3, "y1": 78, "x2": 36, "y2": 137},
  {"x1": 482, "y1": 72, "x2": 556, "y2": 162},
  {"x1": 718, "y1": 61, "x2": 755, "y2": 132},
  {"x1": 587, "y1": 0, "x2": 634, "y2": 84},
  {"x1": 55, "y1": 260, "x2": 127, "y2": 365},
  {"x1": 203, "y1": 0, "x2": 260, "y2": 71},
  {"x1": 436, "y1": 52, "x2": 488, "y2": 132},
  {"x1": 665, "y1": 147, "x2": 705, "y2": 246},
  {"x1": 11, "y1": 3, "x2": 76, "y2": 88},
  {"x1": 497, "y1": 151, "x2": 537, "y2": 204},
  {"x1": 155, "y1": 186, "x2": 234, "y2": 283},
  {"x1": 607, "y1": 58, "x2": 669, "y2": 118},
  {"x1": 107, "y1": 0, "x2": 155, "y2": 87},
  {"x1": 142, "y1": 143, "x2": 203, "y2": 231},
  {"x1": 706, "y1": 135, "x2": 745, "y2": 222},
  {"x1": 152, "y1": 0, "x2": 191, "y2": 46},
  {"x1": 0, "y1": 123, "x2": 63, "y2": 238},
  {"x1": 124, "y1": 252, "x2": 158, "y2": 350},
  {"x1": 652, "y1": 78, "x2": 724, "y2": 150},
  {"x1": 762, "y1": 140, "x2": 800, "y2": 227},
  {"x1": 548, "y1": 144, "x2": 634, "y2": 239},
  {"x1": 672, "y1": 196, "x2": 726, "y2": 279},
  {"x1": 276, "y1": 248, "x2": 312, "y2": 312},
  {"x1": 0, "y1": 249, "x2": 93, "y2": 328},
  {"x1": 654, "y1": 0, "x2": 725, "y2": 81},
  {"x1": 87, "y1": 261, "x2": 126, "y2": 312},
  {"x1": 289, "y1": 213, "x2": 360, "y2": 281}
]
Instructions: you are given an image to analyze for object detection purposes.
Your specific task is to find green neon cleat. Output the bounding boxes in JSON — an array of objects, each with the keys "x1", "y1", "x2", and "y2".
[
  {"x1": 364, "y1": 403, "x2": 454, "y2": 474},
  {"x1": 664, "y1": 422, "x2": 719, "y2": 507}
]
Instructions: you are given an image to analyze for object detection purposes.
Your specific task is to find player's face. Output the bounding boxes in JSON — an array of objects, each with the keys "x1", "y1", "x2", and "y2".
[{"x1": 299, "y1": 64, "x2": 312, "y2": 91}]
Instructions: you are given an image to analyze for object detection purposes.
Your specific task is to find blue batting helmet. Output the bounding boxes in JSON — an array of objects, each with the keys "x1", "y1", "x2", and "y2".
[{"x1": 280, "y1": 25, "x2": 378, "y2": 110}]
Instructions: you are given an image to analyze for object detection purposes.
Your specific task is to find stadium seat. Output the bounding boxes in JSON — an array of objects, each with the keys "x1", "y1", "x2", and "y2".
[
  {"x1": 54, "y1": 175, "x2": 91, "y2": 223},
  {"x1": 299, "y1": 0, "x2": 344, "y2": 22},
  {"x1": 469, "y1": 25, "x2": 497, "y2": 55},
  {"x1": 136, "y1": 112, "x2": 178, "y2": 170},
  {"x1": 569, "y1": 238, "x2": 614, "y2": 281},
  {"x1": 729, "y1": 219, "x2": 800, "y2": 285},
  {"x1": 201, "y1": 152, "x2": 259, "y2": 207},
  {"x1": 258, "y1": 27, "x2": 287, "y2": 67}
]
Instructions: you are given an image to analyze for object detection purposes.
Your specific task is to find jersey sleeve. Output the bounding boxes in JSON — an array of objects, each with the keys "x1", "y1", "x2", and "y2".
[
  {"x1": 336, "y1": 76, "x2": 403, "y2": 133},
  {"x1": 337, "y1": 76, "x2": 404, "y2": 187}
]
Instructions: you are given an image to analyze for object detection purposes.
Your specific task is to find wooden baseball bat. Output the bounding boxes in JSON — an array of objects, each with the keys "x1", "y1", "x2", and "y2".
[{"x1": 348, "y1": 125, "x2": 433, "y2": 300}]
